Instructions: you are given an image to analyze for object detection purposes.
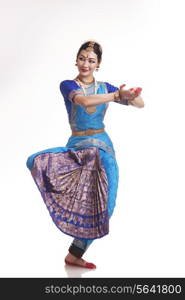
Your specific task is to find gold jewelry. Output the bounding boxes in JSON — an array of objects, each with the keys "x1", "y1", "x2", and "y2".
[
  {"x1": 76, "y1": 76, "x2": 95, "y2": 86},
  {"x1": 86, "y1": 41, "x2": 95, "y2": 52},
  {"x1": 72, "y1": 128, "x2": 104, "y2": 136},
  {"x1": 114, "y1": 90, "x2": 120, "y2": 101}
]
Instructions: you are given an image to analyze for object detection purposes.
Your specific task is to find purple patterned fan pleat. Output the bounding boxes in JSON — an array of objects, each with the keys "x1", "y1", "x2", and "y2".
[{"x1": 30, "y1": 147, "x2": 109, "y2": 239}]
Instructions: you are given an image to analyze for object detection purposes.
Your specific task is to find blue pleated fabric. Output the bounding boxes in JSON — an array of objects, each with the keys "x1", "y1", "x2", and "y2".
[{"x1": 26, "y1": 80, "x2": 126, "y2": 249}]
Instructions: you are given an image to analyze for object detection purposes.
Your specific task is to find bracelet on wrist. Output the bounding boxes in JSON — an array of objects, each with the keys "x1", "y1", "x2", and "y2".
[
  {"x1": 113, "y1": 90, "x2": 120, "y2": 102},
  {"x1": 114, "y1": 90, "x2": 130, "y2": 105}
]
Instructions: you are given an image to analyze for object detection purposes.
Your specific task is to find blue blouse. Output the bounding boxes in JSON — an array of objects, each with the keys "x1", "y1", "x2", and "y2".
[{"x1": 60, "y1": 80, "x2": 127, "y2": 131}]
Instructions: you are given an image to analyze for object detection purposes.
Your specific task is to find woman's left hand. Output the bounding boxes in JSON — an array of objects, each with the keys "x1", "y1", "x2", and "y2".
[{"x1": 129, "y1": 95, "x2": 145, "y2": 108}]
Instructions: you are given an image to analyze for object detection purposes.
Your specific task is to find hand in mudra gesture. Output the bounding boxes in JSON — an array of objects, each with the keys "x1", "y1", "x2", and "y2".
[{"x1": 119, "y1": 84, "x2": 144, "y2": 108}]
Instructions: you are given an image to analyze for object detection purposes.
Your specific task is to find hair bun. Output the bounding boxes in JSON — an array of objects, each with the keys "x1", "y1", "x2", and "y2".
[{"x1": 76, "y1": 40, "x2": 103, "y2": 63}]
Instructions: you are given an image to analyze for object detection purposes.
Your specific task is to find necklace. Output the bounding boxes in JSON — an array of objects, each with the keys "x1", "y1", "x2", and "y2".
[
  {"x1": 76, "y1": 76, "x2": 95, "y2": 85},
  {"x1": 75, "y1": 78, "x2": 98, "y2": 114}
]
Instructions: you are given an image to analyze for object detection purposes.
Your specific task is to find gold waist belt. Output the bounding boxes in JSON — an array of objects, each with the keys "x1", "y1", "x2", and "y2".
[{"x1": 72, "y1": 128, "x2": 105, "y2": 136}]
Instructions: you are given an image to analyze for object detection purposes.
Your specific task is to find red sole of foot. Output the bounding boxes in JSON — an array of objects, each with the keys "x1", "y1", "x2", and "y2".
[{"x1": 65, "y1": 259, "x2": 96, "y2": 269}]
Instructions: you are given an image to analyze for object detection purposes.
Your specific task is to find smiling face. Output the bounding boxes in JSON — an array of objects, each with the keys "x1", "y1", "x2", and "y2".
[{"x1": 76, "y1": 49, "x2": 99, "y2": 78}]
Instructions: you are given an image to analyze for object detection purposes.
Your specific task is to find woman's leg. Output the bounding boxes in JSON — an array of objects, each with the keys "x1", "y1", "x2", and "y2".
[
  {"x1": 100, "y1": 149, "x2": 119, "y2": 218},
  {"x1": 65, "y1": 149, "x2": 119, "y2": 267},
  {"x1": 65, "y1": 238, "x2": 95, "y2": 268},
  {"x1": 68, "y1": 238, "x2": 93, "y2": 258}
]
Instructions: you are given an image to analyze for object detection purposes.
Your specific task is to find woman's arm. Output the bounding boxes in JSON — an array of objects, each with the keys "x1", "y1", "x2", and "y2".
[
  {"x1": 73, "y1": 93, "x2": 115, "y2": 106},
  {"x1": 73, "y1": 85, "x2": 145, "y2": 108}
]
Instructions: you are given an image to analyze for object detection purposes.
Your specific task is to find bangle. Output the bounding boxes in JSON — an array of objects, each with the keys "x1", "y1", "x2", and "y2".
[{"x1": 113, "y1": 90, "x2": 120, "y2": 102}]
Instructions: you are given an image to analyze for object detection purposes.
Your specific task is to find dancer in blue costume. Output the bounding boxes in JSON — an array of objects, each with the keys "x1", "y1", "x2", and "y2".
[{"x1": 26, "y1": 40, "x2": 144, "y2": 269}]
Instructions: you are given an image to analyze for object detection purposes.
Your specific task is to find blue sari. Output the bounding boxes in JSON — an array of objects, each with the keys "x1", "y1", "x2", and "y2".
[{"x1": 26, "y1": 80, "x2": 128, "y2": 254}]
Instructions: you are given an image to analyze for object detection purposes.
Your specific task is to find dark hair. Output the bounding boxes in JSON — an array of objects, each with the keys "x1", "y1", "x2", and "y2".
[{"x1": 76, "y1": 40, "x2": 102, "y2": 63}]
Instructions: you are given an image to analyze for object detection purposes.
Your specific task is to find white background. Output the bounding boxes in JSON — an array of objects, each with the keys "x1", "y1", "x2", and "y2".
[{"x1": 0, "y1": 0, "x2": 185, "y2": 278}]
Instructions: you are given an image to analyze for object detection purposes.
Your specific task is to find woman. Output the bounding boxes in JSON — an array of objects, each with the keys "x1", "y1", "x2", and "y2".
[{"x1": 26, "y1": 40, "x2": 144, "y2": 269}]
